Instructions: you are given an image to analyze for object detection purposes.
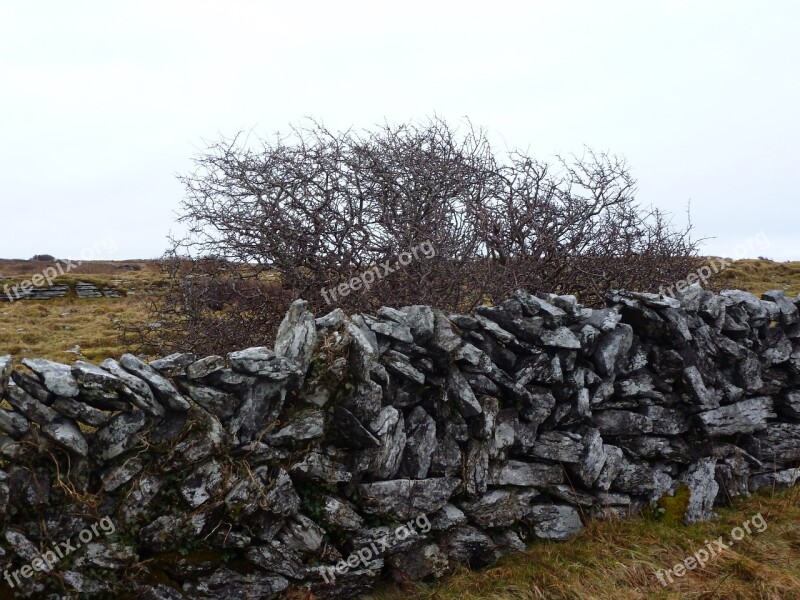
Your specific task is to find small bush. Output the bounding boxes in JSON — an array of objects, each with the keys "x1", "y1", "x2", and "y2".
[{"x1": 129, "y1": 118, "x2": 701, "y2": 356}]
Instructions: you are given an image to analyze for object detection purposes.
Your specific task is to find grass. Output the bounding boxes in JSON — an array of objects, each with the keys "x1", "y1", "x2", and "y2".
[
  {"x1": 0, "y1": 260, "x2": 163, "y2": 365},
  {"x1": 362, "y1": 487, "x2": 800, "y2": 600},
  {"x1": 709, "y1": 258, "x2": 800, "y2": 298}
]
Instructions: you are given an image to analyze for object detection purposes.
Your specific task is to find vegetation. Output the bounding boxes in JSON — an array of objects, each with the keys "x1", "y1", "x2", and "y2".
[
  {"x1": 362, "y1": 487, "x2": 800, "y2": 600},
  {"x1": 129, "y1": 118, "x2": 702, "y2": 357}
]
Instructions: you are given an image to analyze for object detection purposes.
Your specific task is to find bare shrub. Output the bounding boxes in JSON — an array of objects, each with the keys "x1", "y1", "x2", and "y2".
[{"x1": 127, "y1": 118, "x2": 701, "y2": 355}]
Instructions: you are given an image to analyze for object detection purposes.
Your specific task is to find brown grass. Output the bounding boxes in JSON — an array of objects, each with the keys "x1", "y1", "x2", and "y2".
[
  {"x1": 366, "y1": 487, "x2": 800, "y2": 600},
  {"x1": 0, "y1": 261, "x2": 163, "y2": 366}
]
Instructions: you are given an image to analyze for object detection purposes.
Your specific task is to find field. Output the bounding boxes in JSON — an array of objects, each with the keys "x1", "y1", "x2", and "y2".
[
  {"x1": 0, "y1": 259, "x2": 160, "y2": 365},
  {"x1": 1, "y1": 257, "x2": 800, "y2": 599}
]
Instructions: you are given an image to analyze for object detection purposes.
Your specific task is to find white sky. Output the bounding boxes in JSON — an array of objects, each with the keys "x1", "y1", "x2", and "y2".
[{"x1": 1, "y1": 1, "x2": 798, "y2": 260}]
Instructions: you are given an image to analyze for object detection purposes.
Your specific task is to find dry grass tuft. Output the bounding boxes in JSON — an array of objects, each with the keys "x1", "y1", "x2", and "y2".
[{"x1": 366, "y1": 488, "x2": 800, "y2": 600}]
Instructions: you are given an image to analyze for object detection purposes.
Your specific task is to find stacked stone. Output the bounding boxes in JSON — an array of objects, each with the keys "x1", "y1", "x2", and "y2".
[{"x1": 0, "y1": 285, "x2": 798, "y2": 599}]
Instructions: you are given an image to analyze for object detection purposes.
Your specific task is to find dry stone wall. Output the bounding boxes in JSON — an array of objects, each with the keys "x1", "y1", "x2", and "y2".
[{"x1": 1, "y1": 285, "x2": 799, "y2": 598}]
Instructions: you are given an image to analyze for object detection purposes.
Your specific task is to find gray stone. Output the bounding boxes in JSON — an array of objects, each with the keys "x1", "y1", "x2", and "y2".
[
  {"x1": 176, "y1": 379, "x2": 240, "y2": 421},
  {"x1": 440, "y1": 525, "x2": 498, "y2": 567},
  {"x1": 42, "y1": 416, "x2": 89, "y2": 456},
  {"x1": 358, "y1": 477, "x2": 461, "y2": 520},
  {"x1": 528, "y1": 431, "x2": 583, "y2": 463},
  {"x1": 448, "y1": 366, "x2": 482, "y2": 417},
  {"x1": 100, "y1": 358, "x2": 165, "y2": 417},
  {"x1": 186, "y1": 355, "x2": 227, "y2": 379},
  {"x1": 22, "y1": 358, "x2": 79, "y2": 397},
  {"x1": 0, "y1": 408, "x2": 29, "y2": 438},
  {"x1": 429, "y1": 503, "x2": 468, "y2": 531},
  {"x1": 51, "y1": 396, "x2": 111, "y2": 427},
  {"x1": 365, "y1": 406, "x2": 407, "y2": 479},
  {"x1": 525, "y1": 504, "x2": 583, "y2": 540},
  {"x1": 459, "y1": 488, "x2": 539, "y2": 528},
  {"x1": 680, "y1": 458, "x2": 718, "y2": 523},
  {"x1": 267, "y1": 410, "x2": 325, "y2": 445},
  {"x1": 593, "y1": 410, "x2": 652, "y2": 436},
  {"x1": 275, "y1": 299, "x2": 317, "y2": 374},
  {"x1": 183, "y1": 567, "x2": 288, "y2": 599},
  {"x1": 120, "y1": 354, "x2": 190, "y2": 411},
  {"x1": 389, "y1": 543, "x2": 449, "y2": 580},
  {"x1": 290, "y1": 451, "x2": 352, "y2": 484},
  {"x1": 383, "y1": 350, "x2": 425, "y2": 384},
  {"x1": 0, "y1": 355, "x2": 11, "y2": 395},
  {"x1": 697, "y1": 397, "x2": 775, "y2": 436},
  {"x1": 149, "y1": 352, "x2": 197, "y2": 373},
  {"x1": 591, "y1": 324, "x2": 633, "y2": 375},
  {"x1": 401, "y1": 406, "x2": 438, "y2": 478},
  {"x1": 94, "y1": 410, "x2": 147, "y2": 462},
  {"x1": 320, "y1": 495, "x2": 364, "y2": 530},
  {"x1": 489, "y1": 460, "x2": 564, "y2": 487}
]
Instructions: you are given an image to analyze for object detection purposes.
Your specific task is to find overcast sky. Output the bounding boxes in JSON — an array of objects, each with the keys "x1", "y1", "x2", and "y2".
[{"x1": 1, "y1": 1, "x2": 797, "y2": 261}]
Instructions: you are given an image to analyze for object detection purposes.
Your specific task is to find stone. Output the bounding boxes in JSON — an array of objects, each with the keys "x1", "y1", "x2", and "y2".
[
  {"x1": 682, "y1": 366, "x2": 718, "y2": 409},
  {"x1": 275, "y1": 299, "x2": 318, "y2": 374},
  {"x1": 320, "y1": 495, "x2": 364, "y2": 530},
  {"x1": 176, "y1": 379, "x2": 240, "y2": 421},
  {"x1": 383, "y1": 350, "x2": 425, "y2": 384},
  {"x1": 440, "y1": 525, "x2": 498, "y2": 568},
  {"x1": 777, "y1": 391, "x2": 800, "y2": 420},
  {"x1": 100, "y1": 358, "x2": 165, "y2": 417},
  {"x1": 744, "y1": 423, "x2": 800, "y2": 463},
  {"x1": 183, "y1": 567, "x2": 288, "y2": 599},
  {"x1": 0, "y1": 408, "x2": 29, "y2": 438},
  {"x1": 528, "y1": 431, "x2": 583, "y2": 463},
  {"x1": 447, "y1": 366, "x2": 482, "y2": 417},
  {"x1": 228, "y1": 348, "x2": 298, "y2": 381},
  {"x1": 42, "y1": 416, "x2": 89, "y2": 457},
  {"x1": 120, "y1": 354, "x2": 190, "y2": 411},
  {"x1": 187, "y1": 355, "x2": 227, "y2": 379},
  {"x1": 51, "y1": 397, "x2": 111, "y2": 427},
  {"x1": 277, "y1": 513, "x2": 326, "y2": 555},
  {"x1": 329, "y1": 406, "x2": 380, "y2": 449},
  {"x1": 358, "y1": 477, "x2": 461, "y2": 520},
  {"x1": 593, "y1": 410, "x2": 652, "y2": 436},
  {"x1": 591, "y1": 324, "x2": 633, "y2": 375},
  {"x1": 0, "y1": 355, "x2": 11, "y2": 395},
  {"x1": 94, "y1": 410, "x2": 147, "y2": 462},
  {"x1": 267, "y1": 410, "x2": 325, "y2": 445},
  {"x1": 6, "y1": 383, "x2": 58, "y2": 424},
  {"x1": 102, "y1": 457, "x2": 144, "y2": 492},
  {"x1": 230, "y1": 380, "x2": 286, "y2": 441},
  {"x1": 149, "y1": 352, "x2": 197, "y2": 373},
  {"x1": 290, "y1": 451, "x2": 352, "y2": 484},
  {"x1": 389, "y1": 543, "x2": 449, "y2": 580},
  {"x1": 525, "y1": 505, "x2": 583, "y2": 540},
  {"x1": 22, "y1": 358, "x2": 79, "y2": 397},
  {"x1": 364, "y1": 406, "x2": 407, "y2": 479},
  {"x1": 400, "y1": 406, "x2": 438, "y2": 478},
  {"x1": 489, "y1": 460, "x2": 564, "y2": 487},
  {"x1": 464, "y1": 440, "x2": 490, "y2": 496},
  {"x1": 697, "y1": 397, "x2": 775, "y2": 436},
  {"x1": 429, "y1": 504, "x2": 468, "y2": 531},
  {"x1": 459, "y1": 488, "x2": 539, "y2": 528},
  {"x1": 680, "y1": 458, "x2": 718, "y2": 523}
]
